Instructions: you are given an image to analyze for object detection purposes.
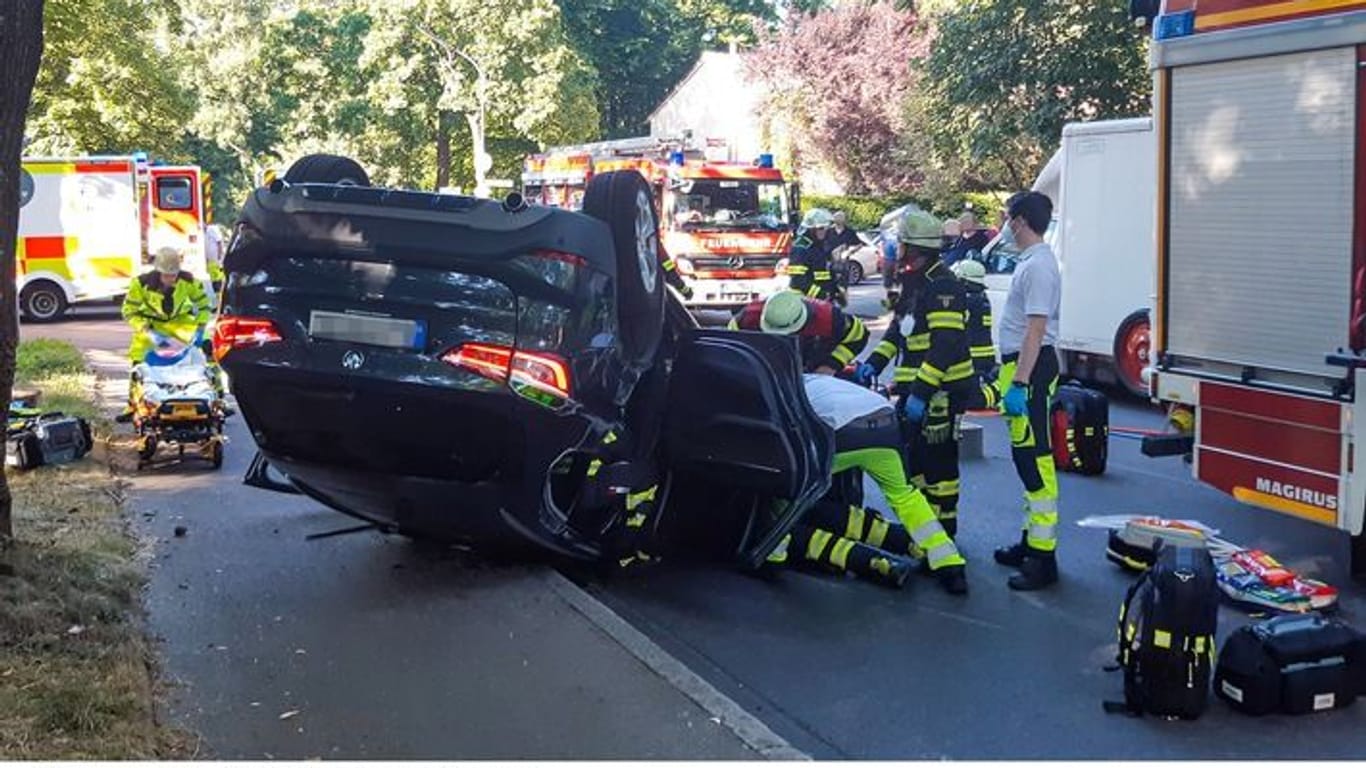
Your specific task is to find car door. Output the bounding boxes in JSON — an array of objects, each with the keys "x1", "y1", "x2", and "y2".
[{"x1": 655, "y1": 329, "x2": 835, "y2": 569}]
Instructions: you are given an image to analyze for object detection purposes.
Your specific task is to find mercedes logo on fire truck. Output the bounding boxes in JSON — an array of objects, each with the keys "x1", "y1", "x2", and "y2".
[{"x1": 726, "y1": 255, "x2": 745, "y2": 269}]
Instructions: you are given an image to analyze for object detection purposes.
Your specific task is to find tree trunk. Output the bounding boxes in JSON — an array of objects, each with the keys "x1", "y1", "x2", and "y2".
[
  {"x1": 435, "y1": 111, "x2": 452, "y2": 191},
  {"x1": 0, "y1": 1, "x2": 45, "y2": 546}
]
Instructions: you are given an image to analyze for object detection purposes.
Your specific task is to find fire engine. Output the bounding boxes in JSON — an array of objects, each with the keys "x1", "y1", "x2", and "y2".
[
  {"x1": 1133, "y1": 0, "x2": 1366, "y2": 571},
  {"x1": 17, "y1": 153, "x2": 212, "y2": 321},
  {"x1": 522, "y1": 136, "x2": 800, "y2": 308}
]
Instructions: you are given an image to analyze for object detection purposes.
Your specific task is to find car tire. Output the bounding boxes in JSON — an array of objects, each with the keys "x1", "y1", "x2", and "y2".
[
  {"x1": 20, "y1": 280, "x2": 68, "y2": 322},
  {"x1": 583, "y1": 171, "x2": 664, "y2": 365},
  {"x1": 1112, "y1": 310, "x2": 1151, "y2": 399},
  {"x1": 282, "y1": 154, "x2": 371, "y2": 187},
  {"x1": 847, "y1": 260, "x2": 864, "y2": 286}
]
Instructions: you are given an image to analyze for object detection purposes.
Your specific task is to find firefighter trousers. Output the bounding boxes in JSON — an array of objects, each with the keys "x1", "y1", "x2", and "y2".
[
  {"x1": 769, "y1": 522, "x2": 911, "y2": 588},
  {"x1": 906, "y1": 393, "x2": 961, "y2": 537},
  {"x1": 832, "y1": 418, "x2": 964, "y2": 571},
  {"x1": 998, "y1": 348, "x2": 1060, "y2": 554},
  {"x1": 803, "y1": 497, "x2": 920, "y2": 560}
]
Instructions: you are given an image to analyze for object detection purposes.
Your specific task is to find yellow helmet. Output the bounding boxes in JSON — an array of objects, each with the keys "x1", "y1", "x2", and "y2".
[{"x1": 897, "y1": 209, "x2": 942, "y2": 249}]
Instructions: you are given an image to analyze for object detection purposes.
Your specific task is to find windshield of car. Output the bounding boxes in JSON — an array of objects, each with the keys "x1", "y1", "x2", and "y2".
[
  {"x1": 664, "y1": 179, "x2": 789, "y2": 232},
  {"x1": 978, "y1": 218, "x2": 1059, "y2": 274}
]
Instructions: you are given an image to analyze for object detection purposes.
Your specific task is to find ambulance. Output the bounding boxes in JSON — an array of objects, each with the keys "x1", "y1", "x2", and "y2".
[
  {"x1": 1134, "y1": 0, "x2": 1366, "y2": 571},
  {"x1": 17, "y1": 154, "x2": 210, "y2": 321},
  {"x1": 523, "y1": 136, "x2": 800, "y2": 308}
]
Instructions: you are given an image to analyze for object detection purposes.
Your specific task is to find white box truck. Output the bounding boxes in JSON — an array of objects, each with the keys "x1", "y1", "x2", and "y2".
[{"x1": 973, "y1": 117, "x2": 1157, "y2": 397}]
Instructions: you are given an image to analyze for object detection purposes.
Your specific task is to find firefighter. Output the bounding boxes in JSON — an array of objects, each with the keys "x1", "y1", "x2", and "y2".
[
  {"x1": 116, "y1": 247, "x2": 214, "y2": 423},
  {"x1": 855, "y1": 210, "x2": 997, "y2": 539},
  {"x1": 951, "y1": 258, "x2": 998, "y2": 380},
  {"x1": 659, "y1": 242, "x2": 693, "y2": 300},
  {"x1": 729, "y1": 291, "x2": 868, "y2": 374},
  {"x1": 788, "y1": 208, "x2": 840, "y2": 303},
  {"x1": 769, "y1": 371, "x2": 967, "y2": 594},
  {"x1": 991, "y1": 191, "x2": 1062, "y2": 591}
]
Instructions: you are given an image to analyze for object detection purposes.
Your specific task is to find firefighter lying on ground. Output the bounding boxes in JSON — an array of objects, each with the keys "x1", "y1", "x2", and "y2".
[
  {"x1": 728, "y1": 291, "x2": 868, "y2": 374},
  {"x1": 117, "y1": 247, "x2": 220, "y2": 423},
  {"x1": 855, "y1": 210, "x2": 1000, "y2": 540},
  {"x1": 768, "y1": 371, "x2": 968, "y2": 594},
  {"x1": 788, "y1": 208, "x2": 842, "y2": 305}
]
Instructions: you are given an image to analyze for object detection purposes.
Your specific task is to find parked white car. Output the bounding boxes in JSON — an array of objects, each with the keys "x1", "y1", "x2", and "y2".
[{"x1": 831, "y1": 230, "x2": 881, "y2": 285}]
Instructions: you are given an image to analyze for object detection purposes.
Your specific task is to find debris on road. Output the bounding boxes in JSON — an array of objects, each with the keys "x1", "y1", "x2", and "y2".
[
  {"x1": 174, "y1": 525, "x2": 188, "y2": 537},
  {"x1": 279, "y1": 710, "x2": 301, "y2": 721}
]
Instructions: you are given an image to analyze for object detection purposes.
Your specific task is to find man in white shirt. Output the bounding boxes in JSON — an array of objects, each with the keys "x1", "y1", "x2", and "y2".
[
  {"x1": 794, "y1": 372, "x2": 967, "y2": 594},
  {"x1": 991, "y1": 191, "x2": 1062, "y2": 590}
]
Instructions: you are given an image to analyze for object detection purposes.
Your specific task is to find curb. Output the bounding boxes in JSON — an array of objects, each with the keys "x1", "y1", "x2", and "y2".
[{"x1": 542, "y1": 570, "x2": 811, "y2": 761}]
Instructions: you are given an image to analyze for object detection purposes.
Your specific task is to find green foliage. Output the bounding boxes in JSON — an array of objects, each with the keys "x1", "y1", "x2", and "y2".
[
  {"x1": 26, "y1": 0, "x2": 193, "y2": 158},
  {"x1": 801, "y1": 193, "x2": 920, "y2": 230},
  {"x1": 919, "y1": 0, "x2": 1150, "y2": 190},
  {"x1": 16, "y1": 339, "x2": 86, "y2": 384}
]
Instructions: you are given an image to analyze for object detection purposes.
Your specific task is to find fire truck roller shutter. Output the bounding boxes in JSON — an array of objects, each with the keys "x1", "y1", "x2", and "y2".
[{"x1": 1166, "y1": 46, "x2": 1355, "y2": 389}]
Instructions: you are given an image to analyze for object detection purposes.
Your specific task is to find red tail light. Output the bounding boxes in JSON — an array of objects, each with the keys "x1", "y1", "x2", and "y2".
[
  {"x1": 441, "y1": 342, "x2": 572, "y2": 400},
  {"x1": 213, "y1": 316, "x2": 283, "y2": 361}
]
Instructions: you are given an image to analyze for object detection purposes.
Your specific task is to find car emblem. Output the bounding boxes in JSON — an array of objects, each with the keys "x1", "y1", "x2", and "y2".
[
  {"x1": 727, "y1": 255, "x2": 745, "y2": 269},
  {"x1": 342, "y1": 350, "x2": 365, "y2": 370}
]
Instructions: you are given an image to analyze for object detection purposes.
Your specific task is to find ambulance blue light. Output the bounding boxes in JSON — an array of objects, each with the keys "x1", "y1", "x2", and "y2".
[
  {"x1": 669, "y1": 151, "x2": 685, "y2": 166},
  {"x1": 1154, "y1": 10, "x2": 1194, "y2": 40},
  {"x1": 757, "y1": 154, "x2": 774, "y2": 168},
  {"x1": 132, "y1": 151, "x2": 148, "y2": 163}
]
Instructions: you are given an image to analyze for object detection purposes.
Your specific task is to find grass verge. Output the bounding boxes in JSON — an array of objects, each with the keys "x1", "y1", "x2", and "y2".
[{"x1": 0, "y1": 339, "x2": 190, "y2": 758}]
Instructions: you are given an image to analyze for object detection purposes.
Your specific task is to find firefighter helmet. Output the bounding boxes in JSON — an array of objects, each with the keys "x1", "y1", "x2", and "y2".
[
  {"x1": 950, "y1": 259, "x2": 987, "y2": 286},
  {"x1": 897, "y1": 209, "x2": 942, "y2": 249},
  {"x1": 760, "y1": 291, "x2": 809, "y2": 335},
  {"x1": 801, "y1": 208, "x2": 833, "y2": 230}
]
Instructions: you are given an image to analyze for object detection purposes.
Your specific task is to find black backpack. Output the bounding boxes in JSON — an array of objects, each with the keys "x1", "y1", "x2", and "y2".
[
  {"x1": 1215, "y1": 613, "x2": 1366, "y2": 716},
  {"x1": 1106, "y1": 541, "x2": 1219, "y2": 719},
  {"x1": 1051, "y1": 383, "x2": 1108, "y2": 475}
]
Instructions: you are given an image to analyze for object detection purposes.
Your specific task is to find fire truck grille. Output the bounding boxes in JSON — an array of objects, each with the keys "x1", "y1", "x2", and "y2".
[{"x1": 689, "y1": 254, "x2": 782, "y2": 272}]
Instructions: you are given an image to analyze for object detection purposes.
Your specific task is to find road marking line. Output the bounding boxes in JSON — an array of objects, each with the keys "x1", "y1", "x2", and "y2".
[{"x1": 542, "y1": 570, "x2": 810, "y2": 762}]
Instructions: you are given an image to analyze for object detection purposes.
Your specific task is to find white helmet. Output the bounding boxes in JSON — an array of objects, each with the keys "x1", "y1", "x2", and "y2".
[{"x1": 950, "y1": 259, "x2": 986, "y2": 286}]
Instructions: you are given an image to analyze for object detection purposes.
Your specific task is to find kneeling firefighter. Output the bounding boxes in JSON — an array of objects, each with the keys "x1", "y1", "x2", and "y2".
[
  {"x1": 771, "y1": 372, "x2": 968, "y2": 594},
  {"x1": 118, "y1": 247, "x2": 216, "y2": 422},
  {"x1": 857, "y1": 210, "x2": 998, "y2": 539}
]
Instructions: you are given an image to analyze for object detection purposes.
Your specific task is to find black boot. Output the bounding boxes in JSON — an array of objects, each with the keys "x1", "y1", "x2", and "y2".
[
  {"x1": 1008, "y1": 551, "x2": 1058, "y2": 591},
  {"x1": 934, "y1": 564, "x2": 968, "y2": 595},
  {"x1": 869, "y1": 555, "x2": 914, "y2": 590},
  {"x1": 993, "y1": 531, "x2": 1028, "y2": 567},
  {"x1": 115, "y1": 408, "x2": 134, "y2": 424},
  {"x1": 940, "y1": 516, "x2": 958, "y2": 539}
]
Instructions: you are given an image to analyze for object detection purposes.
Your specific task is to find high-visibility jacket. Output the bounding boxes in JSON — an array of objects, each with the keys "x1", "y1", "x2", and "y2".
[
  {"x1": 866, "y1": 259, "x2": 994, "y2": 410},
  {"x1": 122, "y1": 271, "x2": 211, "y2": 363},
  {"x1": 963, "y1": 281, "x2": 996, "y2": 377},
  {"x1": 787, "y1": 234, "x2": 837, "y2": 301},
  {"x1": 729, "y1": 295, "x2": 868, "y2": 372}
]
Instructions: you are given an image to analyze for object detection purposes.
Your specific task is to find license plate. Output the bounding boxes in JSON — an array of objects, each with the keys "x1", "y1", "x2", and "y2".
[{"x1": 309, "y1": 311, "x2": 426, "y2": 350}]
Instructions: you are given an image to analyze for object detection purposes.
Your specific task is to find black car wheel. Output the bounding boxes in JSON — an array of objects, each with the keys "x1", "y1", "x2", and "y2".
[
  {"x1": 583, "y1": 171, "x2": 664, "y2": 365},
  {"x1": 283, "y1": 154, "x2": 371, "y2": 186},
  {"x1": 846, "y1": 260, "x2": 864, "y2": 285},
  {"x1": 20, "y1": 280, "x2": 68, "y2": 322}
]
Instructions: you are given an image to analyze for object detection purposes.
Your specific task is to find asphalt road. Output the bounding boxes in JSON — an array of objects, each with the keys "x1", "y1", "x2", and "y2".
[{"x1": 24, "y1": 286, "x2": 1366, "y2": 759}]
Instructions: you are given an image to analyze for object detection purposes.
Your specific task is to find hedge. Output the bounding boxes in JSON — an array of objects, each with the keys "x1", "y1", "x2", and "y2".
[{"x1": 802, "y1": 191, "x2": 1010, "y2": 231}]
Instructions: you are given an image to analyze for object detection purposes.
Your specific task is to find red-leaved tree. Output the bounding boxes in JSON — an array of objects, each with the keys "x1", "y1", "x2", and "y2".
[{"x1": 747, "y1": 1, "x2": 928, "y2": 196}]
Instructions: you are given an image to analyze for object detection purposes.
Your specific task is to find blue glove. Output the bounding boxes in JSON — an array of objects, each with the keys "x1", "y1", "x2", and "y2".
[
  {"x1": 903, "y1": 395, "x2": 927, "y2": 424},
  {"x1": 1002, "y1": 383, "x2": 1028, "y2": 417},
  {"x1": 854, "y1": 362, "x2": 877, "y2": 386},
  {"x1": 191, "y1": 326, "x2": 206, "y2": 346},
  {"x1": 151, "y1": 332, "x2": 172, "y2": 349}
]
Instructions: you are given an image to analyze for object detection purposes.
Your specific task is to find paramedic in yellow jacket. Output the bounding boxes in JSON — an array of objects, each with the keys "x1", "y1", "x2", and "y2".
[{"x1": 117, "y1": 247, "x2": 212, "y2": 421}]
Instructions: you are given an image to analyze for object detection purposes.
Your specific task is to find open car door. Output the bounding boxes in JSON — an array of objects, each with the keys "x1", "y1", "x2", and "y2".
[{"x1": 655, "y1": 329, "x2": 835, "y2": 569}]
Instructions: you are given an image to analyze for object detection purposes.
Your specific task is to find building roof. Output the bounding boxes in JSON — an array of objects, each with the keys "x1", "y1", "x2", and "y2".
[{"x1": 647, "y1": 51, "x2": 745, "y2": 123}]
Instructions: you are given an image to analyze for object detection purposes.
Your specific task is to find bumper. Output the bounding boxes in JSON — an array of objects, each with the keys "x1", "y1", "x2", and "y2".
[{"x1": 683, "y1": 276, "x2": 787, "y2": 308}]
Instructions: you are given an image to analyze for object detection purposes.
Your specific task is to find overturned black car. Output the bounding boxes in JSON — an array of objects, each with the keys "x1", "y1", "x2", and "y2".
[{"x1": 216, "y1": 155, "x2": 834, "y2": 568}]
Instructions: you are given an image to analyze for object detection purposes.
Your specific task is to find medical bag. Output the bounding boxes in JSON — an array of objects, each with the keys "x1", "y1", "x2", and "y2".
[
  {"x1": 1107, "y1": 541, "x2": 1219, "y2": 719},
  {"x1": 1051, "y1": 383, "x2": 1108, "y2": 475},
  {"x1": 6, "y1": 411, "x2": 93, "y2": 469},
  {"x1": 1105, "y1": 517, "x2": 1210, "y2": 573},
  {"x1": 1215, "y1": 612, "x2": 1366, "y2": 716}
]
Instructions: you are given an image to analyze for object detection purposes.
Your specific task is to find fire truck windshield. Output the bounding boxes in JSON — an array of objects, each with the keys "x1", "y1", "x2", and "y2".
[{"x1": 665, "y1": 179, "x2": 788, "y2": 232}]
